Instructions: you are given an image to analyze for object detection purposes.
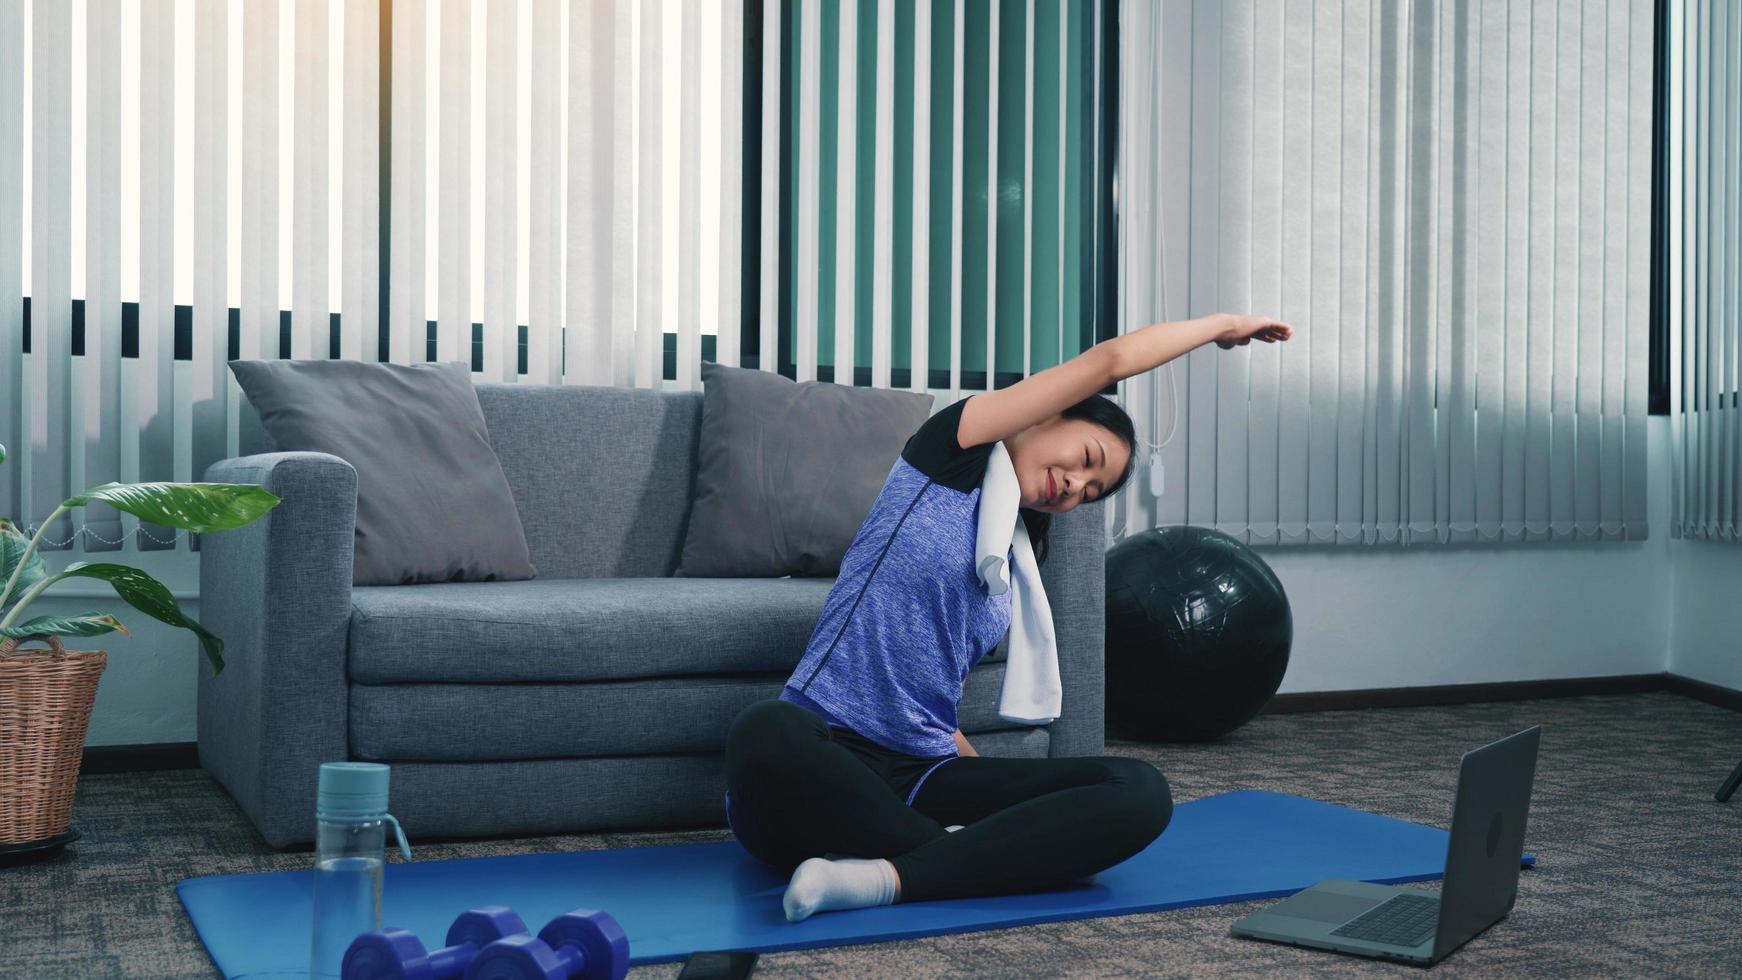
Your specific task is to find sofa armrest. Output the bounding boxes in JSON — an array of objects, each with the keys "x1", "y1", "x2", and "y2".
[
  {"x1": 1038, "y1": 504, "x2": 1107, "y2": 758},
  {"x1": 196, "y1": 451, "x2": 357, "y2": 848}
]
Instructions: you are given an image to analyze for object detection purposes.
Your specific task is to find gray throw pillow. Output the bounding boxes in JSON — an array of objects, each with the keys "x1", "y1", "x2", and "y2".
[
  {"x1": 678, "y1": 361, "x2": 934, "y2": 577},
  {"x1": 228, "y1": 359, "x2": 537, "y2": 586}
]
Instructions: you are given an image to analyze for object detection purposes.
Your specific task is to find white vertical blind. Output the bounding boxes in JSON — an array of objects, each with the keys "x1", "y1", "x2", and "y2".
[
  {"x1": 542, "y1": 0, "x2": 742, "y2": 391},
  {"x1": 1122, "y1": 0, "x2": 1652, "y2": 546},
  {"x1": 1215, "y1": 0, "x2": 1250, "y2": 535},
  {"x1": 526, "y1": 0, "x2": 559, "y2": 384},
  {"x1": 948, "y1": 0, "x2": 964, "y2": 397},
  {"x1": 1673, "y1": 0, "x2": 1740, "y2": 540},
  {"x1": 714, "y1": 0, "x2": 1107, "y2": 409},
  {"x1": 565, "y1": 0, "x2": 611, "y2": 386},
  {"x1": 388, "y1": 0, "x2": 424, "y2": 366},
  {"x1": 637, "y1": 0, "x2": 661, "y2": 391},
  {"x1": 608, "y1": 0, "x2": 634, "y2": 388},
  {"x1": 33, "y1": 0, "x2": 71, "y2": 544},
  {"x1": 291, "y1": 0, "x2": 327, "y2": 362},
  {"x1": 1183, "y1": 0, "x2": 1220, "y2": 532},
  {"x1": 1053, "y1": 0, "x2": 1067, "y2": 411},
  {"x1": 757, "y1": 0, "x2": 781, "y2": 384},
  {"x1": 1245, "y1": 0, "x2": 1279, "y2": 540},
  {"x1": 678, "y1": 0, "x2": 700, "y2": 392},
  {"x1": 82, "y1": 3, "x2": 123, "y2": 546},
  {"x1": 982, "y1": 1, "x2": 998, "y2": 397},
  {"x1": 0, "y1": 0, "x2": 20, "y2": 530},
  {"x1": 909, "y1": 0, "x2": 931, "y2": 400},
  {"x1": 481, "y1": 0, "x2": 513, "y2": 382},
  {"x1": 190, "y1": 0, "x2": 227, "y2": 514},
  {"x1": 771, "y1": 0, "x2": 1106, "y2": 427},
  {"x1": 796, "y1": 0, "x2": 819, "y2": 385},
  {"x1": 437, "y1": 0, "x2": 469, "y2": 365},
  {"x1": 341, "y1": 0, "x2": 379, "y2": 365},
  {"x1": 871, "y1": 0, "x2": 893, "y2": 390},
  {"x1": 834, "y1": 0, "x2": 857, "y2": 387},
  {"x1": 237, "y1": 0, "x2": 277, "y2": 467},
  {"x1": 717, "y1": 0, "x2": 743, "y2": 376},
  {"x1": 1021, "y1": 0, "x2": 1033, "y2": 395},
  {"x1": 0, "y1": 0, "x2": 1098, "y2": 553},
  {"x1": 136, "y1": 0, "x2": 176, "y2": 549},
  {"x1": 635, "y1": 0, "x2": 663, "y2": 389}
]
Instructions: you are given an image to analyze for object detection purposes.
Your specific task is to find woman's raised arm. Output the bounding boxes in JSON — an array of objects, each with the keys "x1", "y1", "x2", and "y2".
[{"x1": 956, "y1": 313, "x2": 1290, "y2": 450}]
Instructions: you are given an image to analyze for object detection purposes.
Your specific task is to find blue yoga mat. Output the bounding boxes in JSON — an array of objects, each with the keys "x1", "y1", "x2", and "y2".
[{"x1": 178, "y1": 790, "x2": 1536, "y2": 978}]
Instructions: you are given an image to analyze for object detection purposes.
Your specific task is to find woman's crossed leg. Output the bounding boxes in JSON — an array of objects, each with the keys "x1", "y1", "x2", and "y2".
[
  {"x1": 892, "y1": 752, "x2": 1173, "y2": 903},
  {"x1": 724, "y1": 699, "x2": 1174, "y2": 916},
  {"x1": 724, "y1": 699, "x2": 949, "y2": 874}
]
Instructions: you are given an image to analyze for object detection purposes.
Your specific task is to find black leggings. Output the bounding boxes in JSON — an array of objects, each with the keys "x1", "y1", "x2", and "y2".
[{"x1": 723, "y1": 699, "x2": 1173, "y2": 904}]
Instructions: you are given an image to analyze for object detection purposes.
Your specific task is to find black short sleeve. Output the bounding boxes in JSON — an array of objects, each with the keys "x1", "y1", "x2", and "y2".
[{"x1": 902, "y1": 395, "x2": 996, "y2": 493}]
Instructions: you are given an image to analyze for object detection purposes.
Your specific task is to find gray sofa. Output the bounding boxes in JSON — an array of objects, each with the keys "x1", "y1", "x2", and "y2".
[{"x1": 196, "y1": 382, "x2": 1107, "y2": 848}]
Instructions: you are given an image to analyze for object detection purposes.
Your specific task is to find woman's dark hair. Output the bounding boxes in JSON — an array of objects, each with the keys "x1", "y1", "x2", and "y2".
[{"x1": 1018, "y1": 393, "x2": 1138, "y2": 566}]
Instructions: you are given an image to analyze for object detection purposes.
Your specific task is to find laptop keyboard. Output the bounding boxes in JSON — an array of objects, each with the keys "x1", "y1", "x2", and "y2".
[{"x1": 1328, "y1": 894, "x2": 1440, "y2": 948}]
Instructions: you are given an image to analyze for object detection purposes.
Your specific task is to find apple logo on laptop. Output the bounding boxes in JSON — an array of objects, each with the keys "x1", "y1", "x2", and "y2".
[{"x1": 1485, "y1": 812, "x2": 1504, "y2": 858}]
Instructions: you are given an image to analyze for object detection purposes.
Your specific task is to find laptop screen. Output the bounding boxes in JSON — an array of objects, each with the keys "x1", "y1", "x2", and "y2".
[{"x1": 1433, "y1": 727, "x2": 1541, "y2": 957}]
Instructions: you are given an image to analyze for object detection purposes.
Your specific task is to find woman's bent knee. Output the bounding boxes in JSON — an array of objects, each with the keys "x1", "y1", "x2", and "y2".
[
  {"x1": 727, "y1": 699, "x2": 814, "y2": 761},
  {"x1": 1105, "y1": 757, "x2": 1174, "y2": 840},
  {"x1": 728, "y1": 698, "x2": 802, "y2": 739},
  {"x1": 724, "y1": 701, "x2": 814, "y2": 872}
]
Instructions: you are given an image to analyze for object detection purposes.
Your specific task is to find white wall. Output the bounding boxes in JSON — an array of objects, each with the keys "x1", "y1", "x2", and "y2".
[
  {"x1": 29, "y1": 556, "x2": 202, "y2": 747},
  {"x1": 1270, "y1": 415, "x2": 1674, "y2": 693},
  {"x1": 1669, "y1": 537, "x2": 1742, "y2": 692}
]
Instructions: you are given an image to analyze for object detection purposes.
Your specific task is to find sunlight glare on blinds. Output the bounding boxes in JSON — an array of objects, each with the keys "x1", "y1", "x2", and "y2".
[{"x1": 1122, "y1": 0, "x2": 1652, "y2": 546}]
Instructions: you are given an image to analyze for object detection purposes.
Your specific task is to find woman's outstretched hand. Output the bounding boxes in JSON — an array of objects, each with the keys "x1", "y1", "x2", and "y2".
[{"x1": 1213, "y1": 313, "x2": 1293, "y2": 349}]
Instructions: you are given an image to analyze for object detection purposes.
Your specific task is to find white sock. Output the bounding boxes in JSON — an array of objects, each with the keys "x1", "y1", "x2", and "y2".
[{"x1": 783, "y1": 857, "x2": 900, "y2": 922}]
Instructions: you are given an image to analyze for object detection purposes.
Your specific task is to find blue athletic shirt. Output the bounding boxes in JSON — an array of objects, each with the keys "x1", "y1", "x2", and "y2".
[{"x1": 779, "y1": 394, "x2": 1015, "y2": 757}]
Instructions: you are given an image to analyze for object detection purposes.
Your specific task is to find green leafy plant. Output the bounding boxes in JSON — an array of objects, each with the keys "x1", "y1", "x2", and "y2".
[{"x1": 0, "y1": 442, "x2": 280, "y2": 673}]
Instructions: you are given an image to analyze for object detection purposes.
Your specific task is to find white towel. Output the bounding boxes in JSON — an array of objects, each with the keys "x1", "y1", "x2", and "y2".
[{"x1": 974, "y1": 441, "x2": 1062, "y2": 725}]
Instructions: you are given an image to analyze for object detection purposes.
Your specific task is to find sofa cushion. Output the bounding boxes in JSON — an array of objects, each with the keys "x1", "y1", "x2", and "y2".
[
  {"x1": 230, "y1": 359, "x2": 537, "y2": 586},
  {"x1": 347, "y1": 577, "x2": 836, "y2": 684},
  {"x1": 677, "y1": 360, "x2": 934, "y2": 578},
  {"x1": 350, "y1": 675, "x2": 786, "y2": 760},
  {"x1": 349, "y1": 657, "x2": 1026, "y2": 761},
  {"x1": 474, "y1": 384, "x2": 703, "y2": 580}
]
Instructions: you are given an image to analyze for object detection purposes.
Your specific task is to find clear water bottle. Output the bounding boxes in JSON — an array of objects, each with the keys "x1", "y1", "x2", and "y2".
[{"x1": 310, "y1": 762, "x2": 411, "y2": 979}]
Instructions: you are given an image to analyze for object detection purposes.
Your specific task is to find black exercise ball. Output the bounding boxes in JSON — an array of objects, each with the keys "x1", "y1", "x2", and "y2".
[{"x1": 1104, "y1": 526, "x2": 1292, "y2": 742}]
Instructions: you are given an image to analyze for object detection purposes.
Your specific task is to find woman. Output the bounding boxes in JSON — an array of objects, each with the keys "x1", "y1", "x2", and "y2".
[{"x1": 725, "y1": 311, "x2": 1293, "y2": 922}]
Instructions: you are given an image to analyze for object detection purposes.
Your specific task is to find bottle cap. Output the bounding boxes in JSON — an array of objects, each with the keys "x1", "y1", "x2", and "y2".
[
  {"x1": 317, "y1": 761, "x2": 391, "y2": 818},
  {"x1": 316, "y1": 762, "x2": 412, "y2": 859}
]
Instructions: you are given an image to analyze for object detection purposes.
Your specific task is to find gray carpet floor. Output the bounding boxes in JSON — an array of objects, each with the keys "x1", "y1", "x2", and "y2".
[{"x1": 4, "y1": 692, "x2": 1740, "y2": 978}]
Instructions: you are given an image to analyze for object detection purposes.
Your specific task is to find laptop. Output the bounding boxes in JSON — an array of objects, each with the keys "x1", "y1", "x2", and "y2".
[{"x1": 1230, "y1": 726, "x2": 1540, "y2": 966}]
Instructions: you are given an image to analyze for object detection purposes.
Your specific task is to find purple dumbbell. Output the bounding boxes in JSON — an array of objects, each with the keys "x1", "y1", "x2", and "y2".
[
  {"x1": 342, "y1": 906, "x2": 531, "y2": 980},
  {"x1": 461, "y1": 908, "x2": 630, "y2": 980}
]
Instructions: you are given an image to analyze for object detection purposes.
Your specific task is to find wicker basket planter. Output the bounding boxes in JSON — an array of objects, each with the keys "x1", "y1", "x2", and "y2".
[
  {"x1": 0, "y1": 467, "x2": 276, "y2": 863},
  {"x1": 0, "y1": 636, "x2": 107, "y2": 846}
]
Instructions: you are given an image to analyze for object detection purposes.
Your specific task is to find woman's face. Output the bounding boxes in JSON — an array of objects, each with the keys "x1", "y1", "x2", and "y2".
[{"x1": 1005, "y1": 416, "x2": 1131, "y2": 514}]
